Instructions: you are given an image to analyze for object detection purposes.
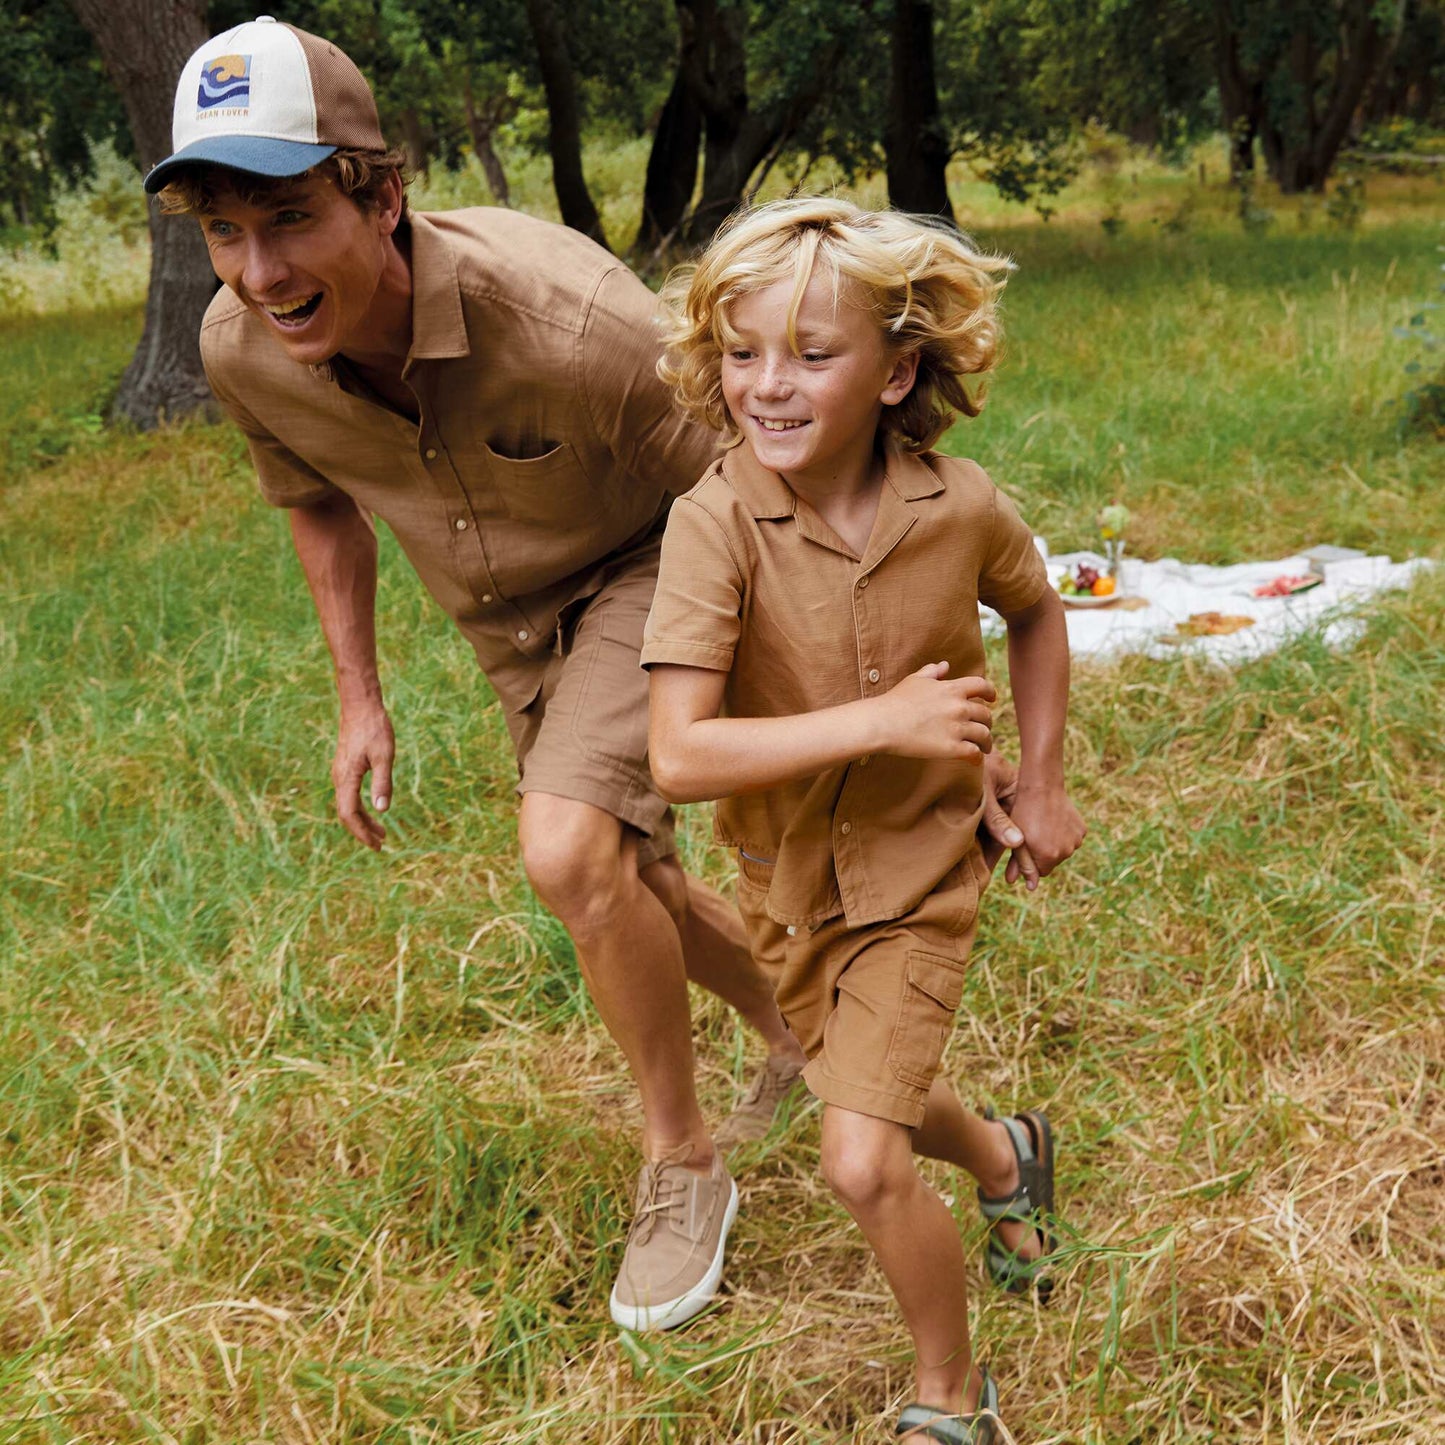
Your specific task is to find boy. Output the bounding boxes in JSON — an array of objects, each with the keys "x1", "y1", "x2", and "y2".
[{"x1": 642, "y1": 199, "x2": 1085, "y2": 1440}]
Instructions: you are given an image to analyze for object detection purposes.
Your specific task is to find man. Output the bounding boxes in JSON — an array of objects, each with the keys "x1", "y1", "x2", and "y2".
[{"x1": 146, "y1": 16, "x2": 1028, "y2": 1332}]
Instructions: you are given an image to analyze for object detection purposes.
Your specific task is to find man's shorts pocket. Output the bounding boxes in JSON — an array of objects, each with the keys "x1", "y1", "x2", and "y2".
[{"x1": 888, "y1": 950, "x2": 966, "y2": 1090}]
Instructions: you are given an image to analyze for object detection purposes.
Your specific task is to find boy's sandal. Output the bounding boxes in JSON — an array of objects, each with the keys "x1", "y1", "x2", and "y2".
[
  {"x1": 896, "y1": 1365, "x2": 1001, "y2": 1443},
  {"x1": 977, "y1": 1108, "x2": 1056, "y2": 1302}
]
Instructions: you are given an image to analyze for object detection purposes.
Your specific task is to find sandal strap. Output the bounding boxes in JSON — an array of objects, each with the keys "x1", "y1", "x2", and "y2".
[
  {"x1": 897, "y1": 1369, "x2": 1000, "y2": 1444},
  {"x1": 976, "y1": 1115, "x2": 1044, "y2": 1222}
]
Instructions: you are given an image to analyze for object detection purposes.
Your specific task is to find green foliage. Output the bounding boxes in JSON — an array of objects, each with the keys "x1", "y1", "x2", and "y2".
[
  {"x1": 1325, "y1": 169, "x2": 1367, "y2": 229},
  {"x1": 1391, "y1": 238, "x2": 1445, "y2": 436},
  {"x1": 0, "y1": 0, "x2": 127, "y2": 230}
]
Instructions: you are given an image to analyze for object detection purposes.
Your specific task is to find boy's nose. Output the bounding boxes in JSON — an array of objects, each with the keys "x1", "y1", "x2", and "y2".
[{"x1": 754, "y1": 359, "x2": 792, "y2": 398}]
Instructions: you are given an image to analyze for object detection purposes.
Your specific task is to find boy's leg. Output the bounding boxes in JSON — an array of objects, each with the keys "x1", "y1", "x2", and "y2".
[
  {"x1": 913, "y1": 1078, "x2": 1044, "y2": 1267},
  {"x1": 820, "y1": 1105, "x2": 986, "y2": 1418}
]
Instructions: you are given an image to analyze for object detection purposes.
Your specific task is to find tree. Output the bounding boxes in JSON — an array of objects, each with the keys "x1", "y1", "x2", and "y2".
[
  {"x1": 68, "y1": 0, "x2": 217, "y2": 427},
  {"x1": 886, "y1": 0, "x2": 954, "y2": 220},
  {"x1": 0, "y1": 0, "x2": 126, "y2": 231},
  {"x1": 1214, "y1": 0, "x2": 1408, "y2": 191}
]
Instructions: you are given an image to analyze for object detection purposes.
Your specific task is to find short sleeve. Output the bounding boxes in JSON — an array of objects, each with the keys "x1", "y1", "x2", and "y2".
[
  {"x1": 641, "y1": 495, "x2": 743, "y2": 672},
  {"x1": 978, "y1": 484, "x2": 1048, "y2": 616},
  {"x1": 203, "y1": 330, "x2": 343, "y2": 510},
  {"x1": 582, "y1": 266, "x2": 721, "y2": 501}
]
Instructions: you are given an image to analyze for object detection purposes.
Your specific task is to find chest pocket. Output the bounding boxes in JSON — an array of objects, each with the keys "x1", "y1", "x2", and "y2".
[{"x1": 482, "y1": 439, "x2": 603, "y2": 527}]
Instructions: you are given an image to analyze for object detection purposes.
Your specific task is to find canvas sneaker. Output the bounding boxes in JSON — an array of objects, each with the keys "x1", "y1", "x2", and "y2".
[
  {"x1": 608, "y1": 1144, "x2": 738, "y2": 1331},
  {"x1": 713, "y1": 1054, "x2": 808, "y2": 1152}
]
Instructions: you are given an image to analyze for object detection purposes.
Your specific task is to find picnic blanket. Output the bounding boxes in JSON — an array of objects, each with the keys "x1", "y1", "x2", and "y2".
[{"x1": 984, "y1": 550, "x2": 1436, "y2": 663}]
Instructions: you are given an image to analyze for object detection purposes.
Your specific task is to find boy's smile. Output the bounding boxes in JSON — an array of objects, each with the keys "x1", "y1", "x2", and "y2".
[
  {"x1": 721, "y1": 275, "x2": 917, "y2": 497},
  {"x1": 198, "y1": 170, "x2": 411, "y2": 370}
]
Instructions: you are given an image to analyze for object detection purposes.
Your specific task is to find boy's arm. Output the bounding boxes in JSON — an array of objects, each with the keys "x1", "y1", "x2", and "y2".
[
  {"x1": 999, "y1": 586, "x2": 1087, "y2": 884},
  {"x1": 648, "y1": 662, "x2": 996, "y2": 805}
]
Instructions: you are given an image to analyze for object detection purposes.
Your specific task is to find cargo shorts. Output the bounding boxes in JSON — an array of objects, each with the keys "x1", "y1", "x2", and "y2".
[
  {"x1": 500, "y1": 532, "x2": 674, "y2": 869},
  {"x1": 734, "y1": 847, "x2": 991, "y2": 1127}
]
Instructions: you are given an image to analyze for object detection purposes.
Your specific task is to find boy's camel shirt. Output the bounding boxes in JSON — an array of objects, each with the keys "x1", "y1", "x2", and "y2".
[
  {"x1": 640, "y1": 443, "x2": 1047, "y2": 930},
  {"x1": 200, "y1": 206, "x2": 718, "y2": 711}
]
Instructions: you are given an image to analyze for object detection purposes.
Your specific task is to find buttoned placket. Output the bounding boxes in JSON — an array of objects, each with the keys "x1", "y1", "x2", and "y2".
[
  {"x1": 833, "y1": 478, "x2": 920, "y2": 921},
  {"x1": 398, "y1": 361, "x2": 546, "y2": 657}
]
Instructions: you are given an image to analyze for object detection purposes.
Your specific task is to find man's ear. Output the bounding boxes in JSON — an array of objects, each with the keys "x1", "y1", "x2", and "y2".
[
  {"x1": 880, "y1": 349, "x2": 920, "y2": 406},
  {"x1": 377, "y1": 170, "x2": 405, "y2": 237}
]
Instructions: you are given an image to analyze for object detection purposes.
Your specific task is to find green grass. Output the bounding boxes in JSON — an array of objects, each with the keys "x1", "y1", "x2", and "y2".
[{"x1": 1, "y1": 166, "x2": 1442, "y2": 1441}]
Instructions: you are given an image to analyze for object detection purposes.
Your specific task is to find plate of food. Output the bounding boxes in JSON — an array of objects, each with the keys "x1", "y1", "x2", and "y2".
[{"x1": 1055, "y1": 561, "x2": 1122, "y2": 607}]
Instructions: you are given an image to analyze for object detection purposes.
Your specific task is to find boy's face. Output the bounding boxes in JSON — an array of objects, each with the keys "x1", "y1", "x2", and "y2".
[
  {"x1": 198, "y1": 169, "x2": 404, "y2": 368},
  {"x1": 721, "y1": 274, "x2": 916, "y2": 492}
]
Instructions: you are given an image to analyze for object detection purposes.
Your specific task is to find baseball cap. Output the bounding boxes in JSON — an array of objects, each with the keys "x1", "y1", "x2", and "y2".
[{"x1": 144, "y1": 15, "x2": 385, "y2": 194}]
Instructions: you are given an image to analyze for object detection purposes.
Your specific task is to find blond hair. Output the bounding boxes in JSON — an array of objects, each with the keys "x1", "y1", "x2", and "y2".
[{"x1": 657, "y1": 197, "x2": 1012, "y2": 451}]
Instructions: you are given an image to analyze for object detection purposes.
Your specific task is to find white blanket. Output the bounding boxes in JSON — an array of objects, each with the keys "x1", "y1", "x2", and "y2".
[{"x1": 983, "y1": 550, "x2": 1436, "y2": 663}]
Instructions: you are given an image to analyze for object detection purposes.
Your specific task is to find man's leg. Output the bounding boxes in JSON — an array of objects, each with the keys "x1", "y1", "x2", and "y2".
[
  {"x1": 518, "y1": 792, "x2": 712, "y2": 1166},
  {"x1": 638, "y1": 856, "x2": 803, "y2": 1060},
  {"x1": 519, "y1": 791, "x2": 740, "y2": 1331}
]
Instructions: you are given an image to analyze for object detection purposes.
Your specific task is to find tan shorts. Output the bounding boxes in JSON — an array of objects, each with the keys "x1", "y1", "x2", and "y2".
[
  {"x1": 501, "y1": 535, "x2": 674, "y2": 869},
  {"x1": 735, "y1": 848, "x2": 990, "y2": 1127}
]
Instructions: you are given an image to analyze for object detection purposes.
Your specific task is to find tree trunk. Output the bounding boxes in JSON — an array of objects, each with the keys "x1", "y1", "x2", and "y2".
[
  {"x1": 885, "y1": 0, "x2": 954, "y2": 223},
  {"x1": 636, "y1": 62, "x2": 702, "y2": 255},
  {"x1": 399, "y1": 106, "x2": 432, "y2": 178},
  {"x1": 462, "y1": 81, "x2": 511, "y2": 207},
  {"x1": 1213, "y1": 1, "x2": 1260, "y2": 176},
  {"x1": 68, "y1": 0, "x2": 217, "y2": 427},
  {"x1": 524, "y1": 0, "x2": 610, "y2": 250}
]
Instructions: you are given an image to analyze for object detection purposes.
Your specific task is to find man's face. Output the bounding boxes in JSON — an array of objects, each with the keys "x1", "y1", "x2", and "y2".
[{"x1": 199, "y1": 170, "x2": 402, "y2": 367}]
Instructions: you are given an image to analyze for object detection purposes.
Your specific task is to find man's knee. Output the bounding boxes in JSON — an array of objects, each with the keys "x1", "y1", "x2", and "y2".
[
  {"x1": 640, "y1": 855, "x2": 690, "y2": 931},
  {"x1": 518, "y1": 795, "x2": 631, "y2": 937}
]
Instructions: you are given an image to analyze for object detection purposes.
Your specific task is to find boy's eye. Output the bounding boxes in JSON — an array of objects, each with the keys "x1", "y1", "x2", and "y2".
[
  {"x1": 727, "y1": 348, "x2": 755, "y2": 361},
  {"x1": 801, "y1": 351, "x2": 830, "y2": 363}
]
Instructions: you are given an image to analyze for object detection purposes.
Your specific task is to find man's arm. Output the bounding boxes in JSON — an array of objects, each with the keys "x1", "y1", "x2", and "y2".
[
  {"x1": 647, "y1": 662, "x2": 995, "y2": 805},
  {"x1": 998, "y1": 586, "x2": 1086, "y2": 884},
  {"x1": 289, "y1": 493, "x2": 395, "y2": 851}
]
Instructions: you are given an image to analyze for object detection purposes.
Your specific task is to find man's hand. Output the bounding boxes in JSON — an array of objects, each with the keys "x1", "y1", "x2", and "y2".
[
  {"x1": 880, "y1": 661, "x2": 995, "y2": 762},
  {"x1": 978, "y1": 750, "x2": 1038, "y2": 887},
  {"x1": 332, "y1": 704, "x2": 396, "y2": 850}
]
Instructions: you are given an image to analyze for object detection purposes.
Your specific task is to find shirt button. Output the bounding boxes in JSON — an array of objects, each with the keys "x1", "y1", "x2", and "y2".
[
  {"x1": 839, "y1": 821, "x2": 852, "y2": 836},
  {"x1": 517, "y1": 629, "x2": 530, "y2": 641},
  {"x1": 857, "y1": 575, "x2": 869, "y2": 589},
  {"x1": 867, "y1": 668, "x2": 880, "y2": 684},
  {"x1": 858, "y1": 755, "x2": 870, "y2": 767},
  {"x1": 424, "y1": 447, "x2": 438, "y2": 460},
  {"x1": 481, "y1": 593, "x2": 493, "y2": 603},
  {"x1": 454, "y1": 517, "x2": 468, "y2": 530}
]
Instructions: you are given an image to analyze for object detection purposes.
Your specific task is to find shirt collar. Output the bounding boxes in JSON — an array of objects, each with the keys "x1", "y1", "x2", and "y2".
[
  {"x1": 720, "y1": 438, "x2": 946, "y2": 520},
  {"x1": 404, "y1": 212, "x2": 470, "y2": 365}
]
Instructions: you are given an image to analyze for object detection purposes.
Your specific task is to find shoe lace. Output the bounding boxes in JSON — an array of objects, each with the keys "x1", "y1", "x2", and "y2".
[{"x1": 630, "y1": 1146, "x2": 694, "y2": 1246}]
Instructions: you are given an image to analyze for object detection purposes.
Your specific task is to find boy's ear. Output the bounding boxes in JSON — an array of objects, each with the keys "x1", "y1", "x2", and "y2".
[{"x1": 880, "y1": 349, "x2": 920, "y2": 406}]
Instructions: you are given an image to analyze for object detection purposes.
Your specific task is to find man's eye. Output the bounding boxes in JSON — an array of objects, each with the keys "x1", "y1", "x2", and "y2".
[
  {"x1": 275, "y1": 210, "x2": 307, "y2": 224},
  {"x1": 206, "y1": 220, "x2": 235, "y2": 239}
]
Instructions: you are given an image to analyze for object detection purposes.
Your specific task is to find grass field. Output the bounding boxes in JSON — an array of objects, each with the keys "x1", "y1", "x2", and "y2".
[{"x1": 1, "y1": 155, "x2": 1443, "y2": 1442}]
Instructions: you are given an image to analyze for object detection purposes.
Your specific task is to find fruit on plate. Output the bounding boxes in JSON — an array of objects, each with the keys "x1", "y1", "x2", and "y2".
[
  {"x1": 1057, "y1": 562, "x2": 1113, "y2": 595},
  {"x1": 1252, "y1": 574, "x2": 1321, "y2": 598}
]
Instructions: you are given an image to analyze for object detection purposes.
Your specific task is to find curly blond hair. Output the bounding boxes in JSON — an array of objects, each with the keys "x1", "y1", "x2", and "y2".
[{"x1": 657, "y1": 197, "x2": 1012, "y2": 452}]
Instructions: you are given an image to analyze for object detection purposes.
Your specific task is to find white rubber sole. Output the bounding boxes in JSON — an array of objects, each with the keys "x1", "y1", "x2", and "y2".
[{"x1": 608, "y1": 1178, "x2": 739, "y2": 1331}]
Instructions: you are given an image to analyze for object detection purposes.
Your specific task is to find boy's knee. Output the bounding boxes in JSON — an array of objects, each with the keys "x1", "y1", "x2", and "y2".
[{"x1": 821, "y1": 1128, "x2": 904, "y2": 1215}]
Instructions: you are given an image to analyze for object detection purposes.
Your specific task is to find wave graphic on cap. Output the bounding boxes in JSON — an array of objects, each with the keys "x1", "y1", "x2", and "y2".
[{"x1": 198, "y1": 54, "x2": 251, "y2": 110}]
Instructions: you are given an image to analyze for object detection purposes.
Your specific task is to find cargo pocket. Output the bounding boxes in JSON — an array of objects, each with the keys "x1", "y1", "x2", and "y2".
[{"x1": 888, "y1": 950, "x2": 966, "y2": 1090}]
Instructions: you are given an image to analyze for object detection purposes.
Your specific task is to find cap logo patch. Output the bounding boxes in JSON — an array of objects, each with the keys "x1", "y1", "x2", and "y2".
[{"x1": 198, "y1": 54, "x2": 251, "y2": 111}]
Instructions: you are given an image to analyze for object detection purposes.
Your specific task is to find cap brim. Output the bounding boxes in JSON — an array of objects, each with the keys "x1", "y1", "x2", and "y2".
[{"x1": 144, "y1": 137, "x2": 338, "y2": 193}]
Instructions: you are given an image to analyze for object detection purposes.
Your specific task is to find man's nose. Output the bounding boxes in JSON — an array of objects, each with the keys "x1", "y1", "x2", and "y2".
[{"x1": 240, "y1": 235, "x2": 288, "y2": 296}]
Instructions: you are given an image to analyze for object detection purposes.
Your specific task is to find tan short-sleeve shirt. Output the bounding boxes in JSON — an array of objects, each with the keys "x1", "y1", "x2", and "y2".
[
  {"x1": 640, "y1": 443, "x2": 1047, "y2": 929},
  {"x1": 200, "y1": 207, "x2": 719, "y2": 710}
]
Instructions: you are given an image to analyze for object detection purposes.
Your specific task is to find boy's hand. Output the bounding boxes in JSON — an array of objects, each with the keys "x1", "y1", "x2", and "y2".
[
  {"x1": 881, "y1": 662, "x2": 995, "y2": 762},
  {"x1": 1003, "y1": 783, "x2": 1085, "y2": 889}
]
